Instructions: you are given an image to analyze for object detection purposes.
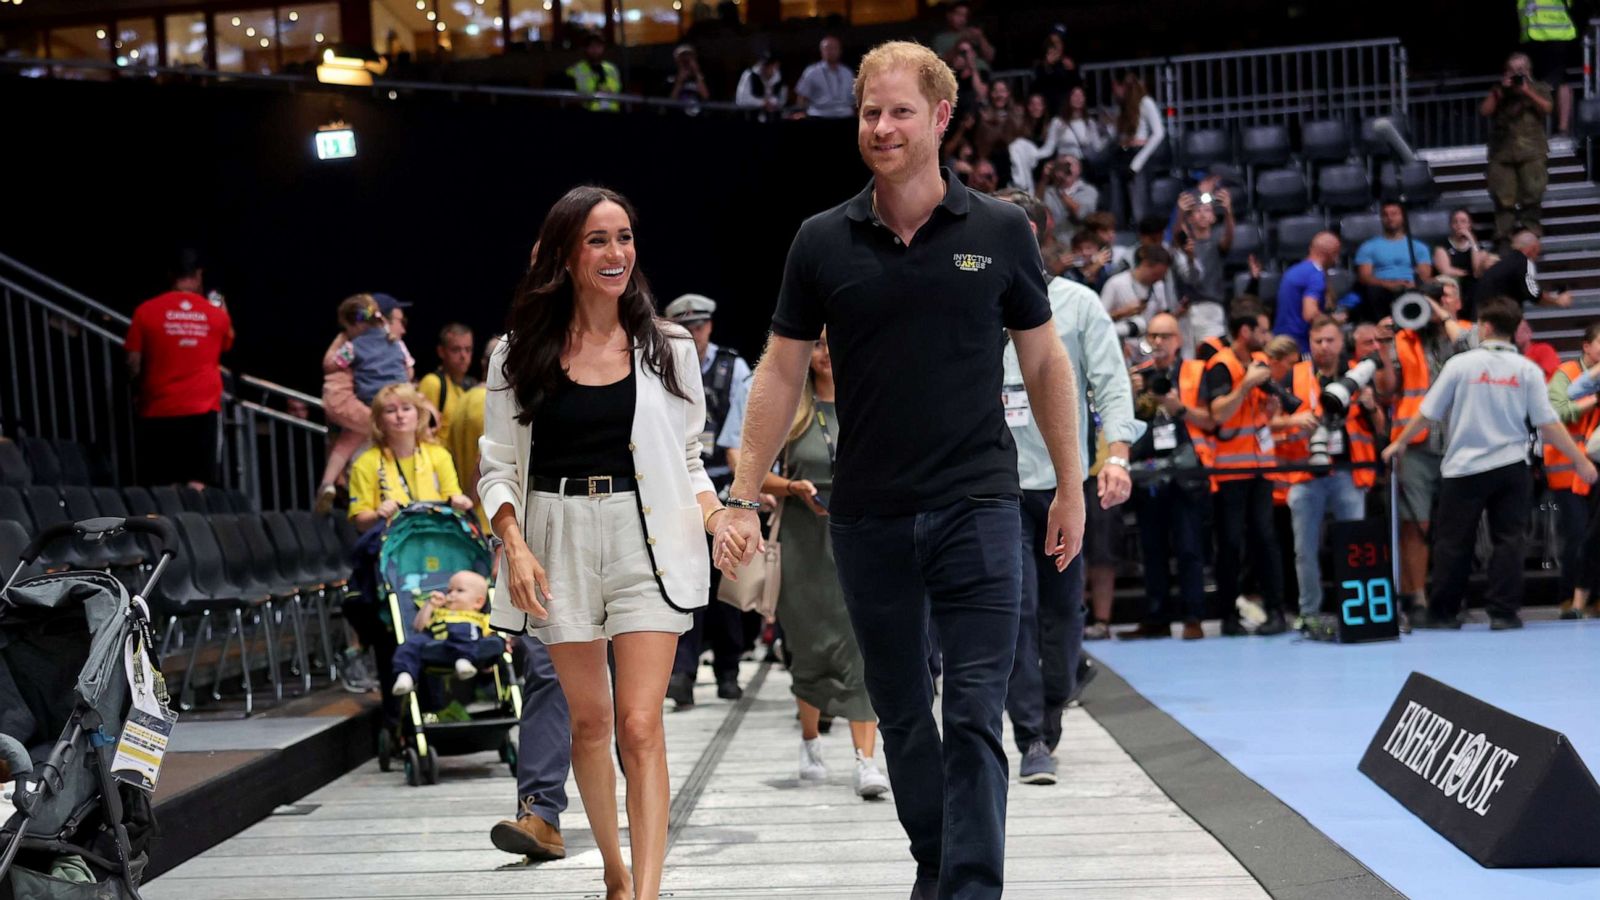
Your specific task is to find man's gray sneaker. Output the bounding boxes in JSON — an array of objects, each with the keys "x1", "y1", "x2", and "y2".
[{"x1": 1019, "y1": 741, "x2": 1058, "y2": 785}]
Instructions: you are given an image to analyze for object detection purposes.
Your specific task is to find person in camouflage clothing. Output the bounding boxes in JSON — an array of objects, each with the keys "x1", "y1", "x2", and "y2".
[{"x1": 1481, "y1": 52, "x2": 1554, "y2": 245}]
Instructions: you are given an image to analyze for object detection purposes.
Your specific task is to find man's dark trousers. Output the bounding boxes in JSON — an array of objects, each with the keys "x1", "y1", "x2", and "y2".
[
  {"x1": 1135, "y1": 481, "x2": 1208, "y2": 625},
  {"x1": 1212, "y1": 476, "x2": 1285, "y2": 616},
  {"x1": 832, "y1": 495, "x2": 1022, "y2": 900},
  {"x1": 515, "y1": 636, "x2": 571, "y2": 827},
  {"x1": 1428, "y1": 463, "x2": 1532, "y2": 621},
  {"x1": 1006, "y1": 488, "x2": 1082, "y2": 754}
]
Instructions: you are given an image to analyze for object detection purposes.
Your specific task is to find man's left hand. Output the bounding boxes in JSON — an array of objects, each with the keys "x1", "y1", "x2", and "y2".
[
  {"x1": 1098, "y1": 462, "x2": 1131, "y2": 509},
  {"x1": 1044, "y1": 490, "x2": 1086, "y2": 573}
]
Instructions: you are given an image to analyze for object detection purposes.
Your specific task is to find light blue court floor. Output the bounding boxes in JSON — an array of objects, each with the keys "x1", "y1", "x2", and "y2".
[{"x1": 1091, "y1": 619, "x2": 1600, "y2": 900}]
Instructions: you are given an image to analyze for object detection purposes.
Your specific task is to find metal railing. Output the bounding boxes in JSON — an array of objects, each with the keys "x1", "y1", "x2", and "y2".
[
  {"x1": 1406, "y1": 74, "x2": 1496, "y2": 150},
  {"x1": 1165, "y1": 39, "x2": 1406, "y2": 133},
  {"x1": 0, "y1": 251, "x2": 328, "y2": 511}
]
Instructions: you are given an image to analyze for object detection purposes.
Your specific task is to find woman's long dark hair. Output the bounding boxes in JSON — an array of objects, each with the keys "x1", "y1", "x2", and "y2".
[{"x1": 500, "y1": 186, "x2": 689, "y2": 424}]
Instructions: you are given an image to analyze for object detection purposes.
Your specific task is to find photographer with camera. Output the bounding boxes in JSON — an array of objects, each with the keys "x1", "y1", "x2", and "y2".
[
  {"x1": 1373, "y1": 279, "x2": 1474, "y2": 623},
  {"x1": 1203, "y1": 298, "x2": 1289, "y2": 635},
  {"x1": 1174, "y1": 187, "x2": 1235, "y2": 352},
  {"x1": 1384, "y1": 298, "x2": 1596, "y2": 630},
  {"x1": 1036, "y1": 154, "x2": 1100, "y2": 240},
  {"x1": 1101, "y1": 244, "x2": 1174, "y2": 352},
  {"x1": 1120, "y1": 314, "x2": 1218, "y2": 640},
  {"x1": 1482, "y1": 53, "x2": 1554, "y2": 246},
  {"x1": 1274, "y1": 317, "x2": 1386, "y2": 633}
]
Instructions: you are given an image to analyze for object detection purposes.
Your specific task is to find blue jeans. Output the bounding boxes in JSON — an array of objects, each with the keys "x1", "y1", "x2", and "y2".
[
  {"x1": 1006, "y1": 489, "x2": 1083, "y2": 754},
  {"x1": 1287, "y1": 472, "x2": 1367, "y2": 618},
  {"x1": 831, "y1": 495, "x2": 1022, "y2": 900},
  {"x1": 514, "y1": 636, "x2": 571, "y2": 827},
  {"x1": 1134, "y1": 481, "x2": 1208, "y2": 625}
]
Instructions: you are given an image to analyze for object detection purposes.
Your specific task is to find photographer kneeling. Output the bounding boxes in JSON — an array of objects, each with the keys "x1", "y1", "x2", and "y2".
[
  {"x1": 1275, "y1": 317, "x2": 1386, "y2": 634},
  {"x1": 1384, "y1": 298, "x2": 1596, "y2": 630}
]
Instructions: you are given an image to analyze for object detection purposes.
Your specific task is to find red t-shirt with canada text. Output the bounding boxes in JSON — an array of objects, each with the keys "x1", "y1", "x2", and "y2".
[{"x1": 124, "y1": 291, "x2": 234, "y2": 418}]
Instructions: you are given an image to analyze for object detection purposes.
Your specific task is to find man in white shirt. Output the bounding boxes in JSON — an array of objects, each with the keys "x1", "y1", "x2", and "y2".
[
  {"x1": 1384, "y1": 296, "x2": 1596, "y2": 630},
  {"x1": 794, "y1": 37, "x2": 856, "y2": 119},
  {"x1": 1099, "y1": 244, "x2": 1172, "y2": 349}
]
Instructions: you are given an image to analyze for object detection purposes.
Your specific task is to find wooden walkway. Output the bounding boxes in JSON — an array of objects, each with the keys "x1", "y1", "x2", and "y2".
[{"x1": 144, "y1": 661, "x2": 1267, "y2": 899}]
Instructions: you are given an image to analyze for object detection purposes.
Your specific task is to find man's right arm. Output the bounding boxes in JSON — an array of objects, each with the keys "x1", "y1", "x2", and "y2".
[{"x1": 729, "y1": 337, "x2": 813, "y2": 502}]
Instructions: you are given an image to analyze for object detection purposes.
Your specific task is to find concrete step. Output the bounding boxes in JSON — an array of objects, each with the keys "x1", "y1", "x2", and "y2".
[
  {"x1": 1441, "y1": 181, "x2": 1600, "y2": 210},
  {"x1": 1536, "y1": 250, "x2": 1600, "y2": 271},
  {"x1": 1435, "y1": 163, "x2": 1589, "y2": 190},
  {"x1": 1536, "y1": 267, "x2": 1600, "y2": 291}
]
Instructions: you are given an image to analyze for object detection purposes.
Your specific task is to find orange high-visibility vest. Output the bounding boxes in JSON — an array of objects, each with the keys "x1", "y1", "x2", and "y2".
[
  {"x1": 1196, "y1": 335, "x2": 1228, "y2": 362},
  {"x1": 1178, "y1": 358, "x2": 1215, "y2": 469},
  {"x1": 1391, "y1": 324, "x2": 1469, "y2": 446},
  {"x1": 1276, "y1": 360, "x2": 1380, "y2": 490},
  {"x1": 1206, "y1": 347, "x2": 1274, "y2": 491},
  {"x1": 1545, "y1": 359, "x2": 1600, "y2": 496}
]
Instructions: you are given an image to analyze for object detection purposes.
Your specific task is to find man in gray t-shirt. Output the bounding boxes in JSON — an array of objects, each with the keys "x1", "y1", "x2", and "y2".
[
  {"x1": 1175, "y1": 188, "x2": 1234, "y2": 350},
  {"x1": 1384, "y1": 297, "x2": 1595, "y2": 629}
]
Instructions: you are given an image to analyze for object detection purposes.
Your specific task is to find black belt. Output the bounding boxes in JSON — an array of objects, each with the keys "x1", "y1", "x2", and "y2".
[{"x1": 531, "y1": 474, "x2": 638, "y2": 497}]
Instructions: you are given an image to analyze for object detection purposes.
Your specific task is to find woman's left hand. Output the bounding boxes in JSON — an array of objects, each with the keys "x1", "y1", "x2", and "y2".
[{"x1": 449, "y1": 494, "x2": 474, "y2": 513}]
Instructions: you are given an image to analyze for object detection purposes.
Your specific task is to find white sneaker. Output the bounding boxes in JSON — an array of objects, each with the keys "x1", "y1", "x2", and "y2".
[
  {"x1": 455, "y1": 658, "x2": 478, "y2": 680},
  {"x1": 391, "y1": 672, "x2": 416, "y2": 696},
  {"x1": 854, "y1": 751, "x2": 890, "y2": 798},
  {"x1": 799, "y1": 737, "x2": 828, "y2": 782}
]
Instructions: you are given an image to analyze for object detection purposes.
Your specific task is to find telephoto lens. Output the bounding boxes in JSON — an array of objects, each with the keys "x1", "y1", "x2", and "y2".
[
  {"x1": 1257, "y1": 376, "x2": 1303, "y2": 414},
  {"x1": 1307, "y1": 424, "x2": 1332, "y2": 468}
]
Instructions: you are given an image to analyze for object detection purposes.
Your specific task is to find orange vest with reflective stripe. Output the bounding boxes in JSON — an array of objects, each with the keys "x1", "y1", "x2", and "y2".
[
  {"x1": 1392, "y1": 324, "x2": 1469, "y2": 446},
  {"x1": 1206, "y1": 347, "x2": 1273, "y2": 490},
  {"x1": 1196, "y1": 335, "x2": 1227, "y2": 362},
  {"x1": 1275, "y1": 360, "x2": 1380, "y2": 489},
  {"x1": 1178, "y1": 359, "x2": 1215, "y2": 469},
  {"x1": 1544, "y1": 359, "x2": 1599, "y2": 496}
]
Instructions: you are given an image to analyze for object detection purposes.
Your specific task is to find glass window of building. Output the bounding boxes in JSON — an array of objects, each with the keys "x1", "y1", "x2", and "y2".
[
  {"x1": 779, "y1": 0, "x2": 845, "y2": 21},
  {"x1": 47, "y1": 25, "x2": 109, "y2": 62},
  {"x1": 165, "y1": 13, "x2": 208, "y2": 67},
  {"x1": 437, "y1": 0, "x2": 500, "y2": 59},
  {"x1": 564, "y1": 0, "x2": 608, "y2": 34},
  {"x1": 113, "y1": 18, "x2": 159, "y2": 68},
  {"x1": 504, "y1": 0, "x2": 552, "y2": 45},
  {"x1": 617, "y1": 0, "x2": 680, "y2": 47},
  {"x1": 216, "y1": 9, "x2": 278, "y2": 73},
  {"x1": 851, "y1": 0, "x2": 913, "y2": 25},
  {"x1": 371, "y1": 0, "x2": 437, "y2": 57},
  {"x1": 279, "y1": 5, "x2": 338, "y2": 68}
]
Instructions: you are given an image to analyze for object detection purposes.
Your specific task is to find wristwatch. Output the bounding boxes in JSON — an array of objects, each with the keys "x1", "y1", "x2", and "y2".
[
  {"x1": 1104, "y1": 455, "x2": 1129, "y2": 470},
  {"x1": 725, "y1": 496, "x2": 762, "y2": 511}
]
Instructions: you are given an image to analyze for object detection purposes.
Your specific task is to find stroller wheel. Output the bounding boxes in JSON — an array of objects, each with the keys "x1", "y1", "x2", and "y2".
[
  {"x1": 377, "y1": 730, "x2": 393, "y2": 773},
  {"x1": 423, "y1": 747, "x2": 440, "y2": 785},
  {"x1": 403, "y1": 747, "x2": 421, "y2": 787}
]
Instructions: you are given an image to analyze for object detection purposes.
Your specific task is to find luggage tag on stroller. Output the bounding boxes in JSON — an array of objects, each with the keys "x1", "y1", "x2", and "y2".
[{"x1": 112, "y1": 613, "x2": 179, "y2": 793}]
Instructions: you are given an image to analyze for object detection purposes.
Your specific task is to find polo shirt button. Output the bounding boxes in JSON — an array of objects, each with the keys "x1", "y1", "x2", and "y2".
[{"x1": 893, "y1": 237, "x2": 902, "y2": 245}]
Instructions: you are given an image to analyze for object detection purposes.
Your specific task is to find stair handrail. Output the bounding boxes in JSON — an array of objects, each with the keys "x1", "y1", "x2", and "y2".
[{"x1": 0, "y1": 250, "x2": 131, "y2": 328}]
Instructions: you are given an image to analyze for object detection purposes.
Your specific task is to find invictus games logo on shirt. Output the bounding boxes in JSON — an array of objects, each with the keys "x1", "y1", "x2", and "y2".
[{"x1": 953, "y1": 253, "x2": 992, "y2": 273}]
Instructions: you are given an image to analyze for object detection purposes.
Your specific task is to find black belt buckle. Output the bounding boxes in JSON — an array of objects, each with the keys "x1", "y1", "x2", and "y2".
[{"x1": 587, "y1": 475, "x2": 613, "y2": 497}]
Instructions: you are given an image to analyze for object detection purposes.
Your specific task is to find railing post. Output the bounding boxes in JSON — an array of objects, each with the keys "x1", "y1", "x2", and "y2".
[{"x1": 1397, "y1": 45, "x2": 1409, "y2": 119}]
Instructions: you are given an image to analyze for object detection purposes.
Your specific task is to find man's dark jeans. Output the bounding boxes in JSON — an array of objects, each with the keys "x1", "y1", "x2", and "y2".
[
  {"x1": 1006, "y1": 488, "x2": 1083, "y2": 755},
  {"x1": 1428, "y1": 463, "x2": 1532, "y2": 621},
  {"x1": 515, "y1": 636, "x2": 571, "y2": 826},
  {"x1": 1212, "y1": 477, "x2": 1285, "y2": 617},
  {"x1": 1135, "y1": 481, "x2": 1208, "y2": 625},
  {"x1": 831, "y1": 494, "x2": 1022, "y2": 900}
]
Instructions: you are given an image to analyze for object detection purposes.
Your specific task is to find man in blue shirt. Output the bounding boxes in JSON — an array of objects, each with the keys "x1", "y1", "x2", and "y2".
[
  {"x1": 1355, "y1": 201, "x2": 1433, "y2": 323},
  {"x1": 1275, "y1": 232, "x2": 1340, "y2": 353}
]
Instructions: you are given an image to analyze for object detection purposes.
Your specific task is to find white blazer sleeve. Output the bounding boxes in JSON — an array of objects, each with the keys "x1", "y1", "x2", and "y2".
[
  {"x1": 676, "y1": 335, "x2": 716, "y2": 498},
  {"x1": 1129, "y1": 96, "x2": 1166, "y2": 173},
  {"x1": 477, "y1": 336, "x2": 525, "y2": 530}
]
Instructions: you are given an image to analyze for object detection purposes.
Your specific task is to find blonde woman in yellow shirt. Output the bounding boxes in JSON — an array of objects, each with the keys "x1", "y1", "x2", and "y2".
[{"x1": 348, "y1": 382, "x2": 474, "y2": 534}]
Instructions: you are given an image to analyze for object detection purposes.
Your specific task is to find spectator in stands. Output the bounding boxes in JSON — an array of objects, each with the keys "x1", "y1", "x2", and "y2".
[
  {"x1": 1205, "y1": 298, "x2": 1289, "y2": 636},
  {"x1": 1517, "y1": 318, "x2": 1560, "y2": 377},
  {"x1": 567, "y1": 34, "x2": 621, "y2": 113},
  {"x1": 1475, "y1": 229, "x2": 1573, "y2": 309},
  {"x1": 795, "y1": 36, "x2": 855, "y2": 119},
  {"x1": 970, "y1": 158, "x2": 999, "y2": 194},
  {"x1": 1101, "y1": 244, "x2": 1174, "y2": 347},
  {"x1": 1482, "y1": 52, "x2": 1554, "y2": 244},
  {"x1": 977, "y1": 77, "x2": 1021, "y2": 185},
  {"x1": 1035, "y1": 154, "x2": 1098, "y2": 237},
  {"x1": 376, "y1": 293, "x2": 415, "y2": 361},
  {"x1": 734, "y1": 52, "x2": 786, "y2": 119},
  {"x1": 947, "y1": 39, "x2": 989, "y2": 118},
  {"x1": 124, "y1": 249, "x2": 233, "y2": 488},
  {"x1": 418, "y1": 323, "x2": 480, "y2": 495},
  {"x1": 1060, "y1": 230, "x2": 1112, "y2": 291},
  {"x1": 1276, "y1": 232, "x2": 1341, "y2": 354},
  {"x1": 1355, "y1": 202, "x2": 1433, "y2": 323},
  {"x1": 1432, "y1": 208, "x2": 1496, "y2": 317},
  {"x1": 1031, "y1": 26, "x2": 1080, "y2": 115},
  {"x1": 1545, "y1": 320, "x2": 1600, "y2": 619},
  {"x1": 1175, "y1": 189, "x2": 1235, "y2": 350},
  {"x1": 1277, "y1": 317, "x2": 1384, "y2": 633},
  {"x1": 1122, "y1": 312, "x2": 1214, "y2": 640},
  {"x1": 930, "y1": 1, "x2": 994, "y2": 74},
  {"x1": 1386, "y1": 297, "x2": 1596, "y2": 629},
  {"x1": 667, "y1": 44, "x2": 710, "y2": 115},
  {"x1": 1109, "y1": 71, "x2": 1165, "y2": 227},
  {"x1": 1052, "y1": 85, "x2": 1111, "y2": 184},
  {"x1": 347, "y1": 383, "x2": 471, "y2": 533},
  {"x1": 1005, "y1": 93, "x2": 1054, "y2": 192},
  {"x1": 315, "y1": 294, "x2": 414, "y2": 514}
]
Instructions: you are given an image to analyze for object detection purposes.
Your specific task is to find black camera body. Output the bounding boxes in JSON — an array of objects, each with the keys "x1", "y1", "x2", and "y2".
[
  {"x1": 1254, "y1": 368, "x2": 1303, "y2": 414},
  {"x1": 1510, "y1": 73, "x2": 1526, "y2": 87}
]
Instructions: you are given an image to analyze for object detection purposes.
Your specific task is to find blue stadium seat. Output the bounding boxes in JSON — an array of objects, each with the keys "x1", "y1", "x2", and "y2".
[{"x1": 1225, "y1": 222, "x2": 1264, "y2": 268}]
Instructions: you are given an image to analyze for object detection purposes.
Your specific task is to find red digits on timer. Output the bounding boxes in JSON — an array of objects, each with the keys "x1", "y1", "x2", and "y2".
[{"x1": 1347, "y1": 542, "x2": 1382, "y2": 568}]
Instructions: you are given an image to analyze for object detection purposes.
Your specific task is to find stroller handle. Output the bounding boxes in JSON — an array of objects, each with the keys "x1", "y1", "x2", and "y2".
[{"x1": 20, "y1": 516, "x2": 179, "y2": 565}]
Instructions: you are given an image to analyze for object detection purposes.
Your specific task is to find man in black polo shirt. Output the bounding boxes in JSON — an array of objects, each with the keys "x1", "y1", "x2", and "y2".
[
  {"x1": 1474, "y1": 229, "x2": 1573, "y2": 311},
  {"x1": 715, "y1": 41, "x2": 1084, "y2": 900}
]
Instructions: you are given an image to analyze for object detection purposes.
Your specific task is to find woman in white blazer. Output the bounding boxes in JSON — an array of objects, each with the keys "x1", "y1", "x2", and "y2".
[{"x1": 478, "y1": 186, "x2": 739, "y2": 900}]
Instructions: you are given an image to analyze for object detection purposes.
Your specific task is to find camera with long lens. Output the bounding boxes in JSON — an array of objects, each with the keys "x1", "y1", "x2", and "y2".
[
  {"x1": 1253, "y1": 364, "x2": 1303, "y2": 414},
  {"x1": 1307, "y1": 353, "x2": 1383, "y2": 466},
  {"x1": 1147, "y1": 370, "x2": 1173, "y2": 396},
  {"x1": 1392, "y1": 281, "x2": 1446, "y2": 332}
]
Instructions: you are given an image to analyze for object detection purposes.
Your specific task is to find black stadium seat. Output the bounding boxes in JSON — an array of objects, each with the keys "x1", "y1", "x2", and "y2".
[
  {"x1": 0, "y1": 441, "x2": 31, "y2": 488},
  {"x1": 1240, "y1": 124, "x2": 1292, "y2": 168},
  {"x1": 179, "y1": 486, "x2": 207, "y2": 514},
  {"x1": 1182, "y1": 128, "x2": 1231, "y2": 170},
  {"x1": 123, "y1": 486, "x2": 160, "y2": 518},
  {"x1": 19, "y1": 438, "x2": 62, "y2": 486},
  {"x1": 24, "y1": 485, "x2": 114, "y2": 570},
  {"x1": 0, "y1": 520, "x2": 43, "y2": 586},
  {"x1": 1339, "y1": 212, "x2": 1383, "y2": 249},
  {"x1": 0, "y1": 486, "x2": 32, "y2": 533},
  {"x1": 1149, "y1": 177, "x2": 1183, "y2": 216},
  {"x1": 1255, "y1": 167, "x2": 1309, "y2": 216},
  {"x1": 1274, "y1": 214, "x2": 1326, "y2": 264},
  {"x1": 1300, "y1": 119, "x2": 1351, "y2": 165},
  {"x1": 62, "y1": 486, "x2": 142, "y2": 567},
  {"x1": 1317, "y1": 163, "x2": 1373, "y2": 213},
  {"x1": 205, "y1": 489, "x2": 233, "y2": 516},
  {"x1": 151, "y1": 486, "x2": 186, "y2": 518},
  {"x1": 1225, "y1": 221, "x2": 1264, "y2": 268},
  {"x1": 52, "y1": 441, "x2": 93, "y2": 486},
  {"x1": 1379, "y1": 161, "x2": 1439, "y2": 205},
  {"x1": 1409, "y1": 209, "x2": 1451, "y2": 249},
  {"x1": 1360, "y1": 117, "x2": 1410, "y2": 159}
]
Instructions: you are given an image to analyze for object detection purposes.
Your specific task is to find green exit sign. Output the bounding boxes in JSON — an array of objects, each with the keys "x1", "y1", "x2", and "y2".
[{"x1": 314, "y1": 129, "x2": 357, "y2": 160}]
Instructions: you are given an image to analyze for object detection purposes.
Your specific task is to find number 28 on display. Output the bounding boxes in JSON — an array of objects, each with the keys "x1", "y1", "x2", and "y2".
[{"x1": 1340, "y1": 577, "x2": 1395, "y2": 625}]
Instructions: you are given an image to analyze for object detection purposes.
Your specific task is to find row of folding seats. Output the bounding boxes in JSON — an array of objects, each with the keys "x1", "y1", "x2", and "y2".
[
  {"x1": 1222, "y1": 208, "x2": 1452, "y2": 269},
  {"x1": 0, "y1": 436, "x2": 104, "y2": 489},
  {"x1": 1147, "y1": 160, "x2": 1436, "y2": 228},
  {"x1": 1176, "y1": 118, "x2": 1417, "y2": 173}
]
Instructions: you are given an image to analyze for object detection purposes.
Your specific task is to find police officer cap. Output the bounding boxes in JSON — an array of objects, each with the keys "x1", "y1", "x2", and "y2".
[{"x1": 665, "y1": 294, "x2": 716, "y2": 324}]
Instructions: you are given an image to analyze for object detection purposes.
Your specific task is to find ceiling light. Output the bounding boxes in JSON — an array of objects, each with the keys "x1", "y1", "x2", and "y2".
[
  {"x1": 314, "y1": 32, "x2": 325, "y2": 42},
  {"x1": 260, "y1": 37, "x2": 270, "y2": 47},
  {"x1": 415, "y1": 0, "x2": 425, "y2": 8},
  {"x1": 426, "y1": 11, "x2": 436, "y2": 20},
  {"x1": 96, "y1": 29, "x2": 107, "y2": 39},
  {"x1": 436, "y1": 21, "x2": 446, "y2": 31},
  {"x1": 246, "y1": 26, "x2": 256, "y2": 36},
  {"x1": 288, "y1": 11, "x2": 299, "y2": 21},
  {"x1": 231, "y1": 16, "x2": 242, "y2": 26},
  {"x1": 129, "y1": 49, "x2": 140, "y2": 59},
  {"x1": 672, "y1": 1, "x2": 681, "y2": 8},
  {"x1": 493, "y1": 16, "x2": 503, "y2": 26},
  {"x1": 542, "y1": 0, "x2": 551, "y2": 9}
]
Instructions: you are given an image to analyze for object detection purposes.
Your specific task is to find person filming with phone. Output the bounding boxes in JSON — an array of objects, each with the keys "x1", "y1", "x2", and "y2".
[{"x1": 1482, "y1": 52, "x2": 1553, "y2": 246}]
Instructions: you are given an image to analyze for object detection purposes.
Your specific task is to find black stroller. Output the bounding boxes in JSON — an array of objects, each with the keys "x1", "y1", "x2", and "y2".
[{"x1": 0, "y1": 516, "x2": 178, "y2": 900}]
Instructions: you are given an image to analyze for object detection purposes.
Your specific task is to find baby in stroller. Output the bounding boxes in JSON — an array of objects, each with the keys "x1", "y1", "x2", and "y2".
[{"x1": 391, "y1": 570, "x2": 504, "y2": 697}]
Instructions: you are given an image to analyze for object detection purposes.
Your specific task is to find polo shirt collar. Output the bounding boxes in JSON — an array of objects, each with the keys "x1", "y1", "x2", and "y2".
[{"x1": 845, "y1": 167, "x2": 969, "y2": 224}]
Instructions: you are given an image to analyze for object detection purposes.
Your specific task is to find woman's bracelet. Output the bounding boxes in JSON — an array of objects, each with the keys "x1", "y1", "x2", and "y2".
[{"x1": 703, "y1": 506, "x2": 726, "y2": 534}]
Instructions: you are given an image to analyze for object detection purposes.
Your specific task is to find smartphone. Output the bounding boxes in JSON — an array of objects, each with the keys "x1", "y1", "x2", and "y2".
[
  {"x1": 1174, "y1": 229, "x2": 1188, "y2": 245},
  {"x1": 812, "y1": 492, "x2": 829, "y2": 511}
]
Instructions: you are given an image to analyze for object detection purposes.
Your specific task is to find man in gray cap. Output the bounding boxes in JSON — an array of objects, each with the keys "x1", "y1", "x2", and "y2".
[{"x1": 664, "y1": 293, "x2": 753, "y2": 708}]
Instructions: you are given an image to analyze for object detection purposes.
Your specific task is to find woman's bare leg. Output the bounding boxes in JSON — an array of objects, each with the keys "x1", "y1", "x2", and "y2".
[
  {"x1": 611, "y1": 631, "x2": 679, "y2": 900},
  {"x1": 546, "y1": 640, "x2": 631, "y2": 900}
]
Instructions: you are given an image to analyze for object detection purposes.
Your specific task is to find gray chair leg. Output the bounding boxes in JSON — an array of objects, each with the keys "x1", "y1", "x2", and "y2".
[
  {"x1": 179, "y1": 612, "x2": 209, "y2": 711},
  {"x1": 260, "y1": 603, "x2": 283, "y2": 702},
  {"x1": 159, "y1": 616, "x2": 181, "y2": 658},
  {"x1": 212, "y1": 611, "x2": 236, "y2": 702},
  {"x1": 290, "y1": 594, "x2": 313, "y2": 695},
  {"x1": 233, "y1": 607, "x2": 254, "y2": 717},
  {"x1": 313, "y1": 589, "x2": 338, "y2": 682}
]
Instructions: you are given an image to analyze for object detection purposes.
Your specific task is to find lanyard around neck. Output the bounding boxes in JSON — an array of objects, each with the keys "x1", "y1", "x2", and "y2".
[{"x1": 814, "y1": 395, "x2": 837, "y2": 470}]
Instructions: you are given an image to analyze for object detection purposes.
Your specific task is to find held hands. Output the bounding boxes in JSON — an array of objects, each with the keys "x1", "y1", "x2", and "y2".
[
  {"x1": 503, "y1": 537, "x2": 551, "y2": 619},
  {"x1": 1287, "y1": 410, "x2": 1318, "y2": 436},
  {"x1": 713, "y1": 508, "x2": 763, "y2": 580},
  {"x1": 1551, "y1": 291, "x2": 1574, "y2": 309},
  {"x1": 1044, "y1": 490, "x2": 1086, "y2": 573}
]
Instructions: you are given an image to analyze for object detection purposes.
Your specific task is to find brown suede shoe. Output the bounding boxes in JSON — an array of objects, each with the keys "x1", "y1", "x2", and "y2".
[
  {"x1": 490, "y1": 808, "x2": 566, "y2": 861},
  {"x1": 1180, "y1": 621, "x2": 1204, "y2": 641}
]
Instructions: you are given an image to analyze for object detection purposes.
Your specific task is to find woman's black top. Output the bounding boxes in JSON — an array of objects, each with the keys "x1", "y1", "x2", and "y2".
[{"x1": 529, "y1": 363, "x2": 636, "y2": 478}]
